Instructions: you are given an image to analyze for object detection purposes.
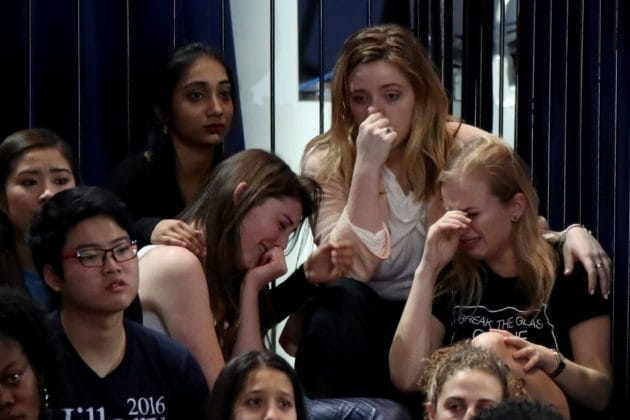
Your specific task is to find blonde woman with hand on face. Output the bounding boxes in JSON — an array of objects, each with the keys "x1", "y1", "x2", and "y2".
[
  {"x1": 390, "y1": 136, "x2": 611, "y2": 420},
  {"x1": 137, "y1": 149, "x2": 353, "y2": 388},
  {"x1": 295, "y1": 23, "x2": 611, "y2": 404}
]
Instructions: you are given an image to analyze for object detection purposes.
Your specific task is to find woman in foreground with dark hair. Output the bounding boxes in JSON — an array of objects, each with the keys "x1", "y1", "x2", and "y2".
[
  {"x1": 210, "y1": 351, "x2": 308, "y2": 420},
  {"x1": 0, "y1": 287, "x2": 58, "y2": 420}
]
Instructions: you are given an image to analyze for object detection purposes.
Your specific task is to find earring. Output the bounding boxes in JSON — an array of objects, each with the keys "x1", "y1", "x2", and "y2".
[
  {"x1": 511, "y1": 215, "x2": 518, "y2": 222},
  {"x1": 161, "y1": 124, "x2": 168, "y2": 135},
  {"x1": 41, "y1": 385, "x2": 50, "y2": 409}
]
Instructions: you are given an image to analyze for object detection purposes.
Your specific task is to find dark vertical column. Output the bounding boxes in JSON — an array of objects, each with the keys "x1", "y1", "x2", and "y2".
[
  {"x1": 0, "y1": 1, "x2": 29, "y2": 138},
  {"x1": 460, "y1": 0, "x2": 493, "y2": 130}
]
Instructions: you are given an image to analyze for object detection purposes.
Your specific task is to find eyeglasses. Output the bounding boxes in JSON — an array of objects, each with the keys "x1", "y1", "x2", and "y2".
[{"x1": 62, "y1": 240, "x2": 138, "y2": 268}]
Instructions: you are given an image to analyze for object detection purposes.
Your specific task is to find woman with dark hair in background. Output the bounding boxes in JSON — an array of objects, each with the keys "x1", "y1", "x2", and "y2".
[
  {"x1": 0, "y1": 129, "x2": 77, "y2": 310},
  {"x1": 106, "y1": 42, "x2": 236, "y2": 254}
]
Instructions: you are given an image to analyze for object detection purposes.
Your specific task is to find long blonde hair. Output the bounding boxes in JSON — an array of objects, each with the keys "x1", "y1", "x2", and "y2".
[
  {"x1": 436, "y1": 136, "x2": 557, "y2": 312},
  {"x1": 304, "y1": 24, "x2": 454, "y2": 201}
]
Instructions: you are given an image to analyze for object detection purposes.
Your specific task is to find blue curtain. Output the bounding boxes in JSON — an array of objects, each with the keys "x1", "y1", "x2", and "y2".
[
  {"x1": 0, "y1": 0, "x2": 244, "y2": 185},
  {"x1": 517, "y1": 1, "x2": 629, "y2": 417}
]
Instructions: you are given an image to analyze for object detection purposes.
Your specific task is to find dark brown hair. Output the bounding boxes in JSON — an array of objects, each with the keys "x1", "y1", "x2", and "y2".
[{"x1": 180, "y1": 149, "x2": 321, "y2": 356}]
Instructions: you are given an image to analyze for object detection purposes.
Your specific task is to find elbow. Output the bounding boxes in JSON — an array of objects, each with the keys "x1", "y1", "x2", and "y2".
[
  {"x1": 390, "y1": 370, "x2": 419, "y2": 393},
  {"x1": 388, "y1": 345, "x2": 421, "y2": 393},
  {"x1": 591, "y1": 376, "x2": 613, "y2": 412}
]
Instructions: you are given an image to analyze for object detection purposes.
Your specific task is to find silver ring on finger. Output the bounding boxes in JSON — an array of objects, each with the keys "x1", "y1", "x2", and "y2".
[
  {"x1": 384, "y1": 127, "x2": 392, "y2": 134},
  {"x1": 595, "y1": 262, "x2": 604, "y2": 269}
]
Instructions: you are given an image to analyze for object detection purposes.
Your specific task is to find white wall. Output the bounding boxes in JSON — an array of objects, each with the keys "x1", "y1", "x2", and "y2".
[
  {"x1": 231, "y1": 1, "x2": 331, "y2": 167},
  {"x1": 231, "y1": 0, "x2": 331, "y2": 362}
]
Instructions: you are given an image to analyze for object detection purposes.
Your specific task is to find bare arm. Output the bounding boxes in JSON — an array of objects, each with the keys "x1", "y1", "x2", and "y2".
[
  {"x1": 302, "y1": 117, "x2": 394, "y2": 281},
  {"x1": 497, "y1": 314, "x2": 612, "y2": 412},
  {"x1": 558, "y1": 315, "x2": 612, "y2": 410},
  {"x1": 389, "y1": 210, "x2": 470, "y2": 391},
  {"x1": 389, "y1": 272, "x2": 445, "y2": 392},
  {"x1": 232, "y1": 247, "x2": 288, "y2": 357},
  {"x1": 346, "y1": 111, "x2": 394, "y2": 231},
  {"x1": 474, "y1": 331, "x2": 571, "y2": 419},
  {"x1": 138, "y1": 246, "x2": 224, "y2": 387}
]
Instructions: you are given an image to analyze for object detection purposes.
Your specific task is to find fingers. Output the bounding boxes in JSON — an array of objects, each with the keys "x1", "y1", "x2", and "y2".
[
  {"x1": 360, "y1": 112, "x2": 395, "y2": 142},
  {"x1": 305, "y1": 240, "x2": 354, "y2": 284},
  {"x1": 502, "y1": 335, "x2": 526, "y2": 349},
  {"x1": 488, "y1": 328, "x2": 513, "y2": 337},
  {"x1": 435, "y1": 211, "x2": 471, "y2": 231},
  {"x1": 561, "y1": 243, "x2": 575, "y2": 276},
  {"x1": 254, "y1": 247, "x2": 288, "y2": 280},
  {"x1": 168, "y1": 224, "x2": 205, "y2": 256},
  {"x1": 562, "y1": 226, "x2": 612, "y2": 298},
  {"x1": 331, "y1": 240, "x2": 353, "y2": 269},
  {"x1": 151, "y1": 220, "x2": 205, "y2": 256},
  {"x1": 600, "y1": 256, "x2": 612, "y2": 298}
]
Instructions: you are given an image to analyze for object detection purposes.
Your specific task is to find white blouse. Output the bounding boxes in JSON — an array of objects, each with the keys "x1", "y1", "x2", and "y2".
[{"x1": 350, "y1": 166, "x2": 427, "y2": 300}]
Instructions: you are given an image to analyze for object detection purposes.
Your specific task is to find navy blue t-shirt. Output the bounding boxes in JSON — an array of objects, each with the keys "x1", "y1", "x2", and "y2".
[{"x1": 49, "y1": 314, "x2": 210, "y2": 420}]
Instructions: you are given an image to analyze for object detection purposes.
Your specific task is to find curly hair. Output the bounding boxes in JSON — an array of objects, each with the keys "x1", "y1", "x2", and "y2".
[{"x1": 420, "y1": 340, "x2": 524, "y2": 414}]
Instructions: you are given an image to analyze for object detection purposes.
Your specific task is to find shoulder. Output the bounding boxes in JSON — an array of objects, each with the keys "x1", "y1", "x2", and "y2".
[
  {"x1": 107, "y1": 152, "x2": 150, "y2": 177},
  {"x1": 126, "y1": 320, "x2": 187, "y2": 354},
  {"x1": 138, "y1": 246, "x2": 207, "y2": 303},
  {"x1": 105, "y1": 152, "x2": 151, "y2": 191},
  {"x1": 301, "y1": 143, "x2": 329, "y2": 177},
  {"x1": 446, "y1": 121, "x2": 491, "y2": 148},
  {"x1": 125, "y1": 321, "x2": 206, "y2": 378},
  {"x1": 140, "y1": 245, "x2": 202, "y2": 276}
]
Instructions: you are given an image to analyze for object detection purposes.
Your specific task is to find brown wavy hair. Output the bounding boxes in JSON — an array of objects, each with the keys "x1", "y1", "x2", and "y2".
[
  {"x1": 304, "y1": 23, "x2": 455, "y2": 201},
  {"x1": 420, "y1": 340, "x2": 524, "y2": 417},
  {"x1": 180, "y1": 149, "x2": 321, "y2": 357}
]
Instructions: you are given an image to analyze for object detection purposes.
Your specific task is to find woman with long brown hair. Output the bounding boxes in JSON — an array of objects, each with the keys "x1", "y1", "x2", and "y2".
[{"x1": 138, "y1": 149, "x2": 352, "y2": 387}]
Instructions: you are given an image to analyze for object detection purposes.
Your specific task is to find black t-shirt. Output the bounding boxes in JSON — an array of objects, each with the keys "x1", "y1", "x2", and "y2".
[
  {"x1": 49, "y1": 314, "x2": 210, "y2": 420},
  {"x1": 105, "y1": 153, "x2": 184, "y2": 246},
  {"x1": 432, "y1": 261, "x2": 610, "y2": 419},
  {"x1": 433, "y1": 262, "x2": 609, "y2": 359}
]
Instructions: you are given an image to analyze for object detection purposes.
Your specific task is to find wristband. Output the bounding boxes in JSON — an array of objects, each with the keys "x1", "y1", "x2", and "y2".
[
  {"x1": 559, "y1": 223, "x2": 590, "y2": 245},
  {"x1": 549, "y1": 349, "x2": 566, "y2": 378}
]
